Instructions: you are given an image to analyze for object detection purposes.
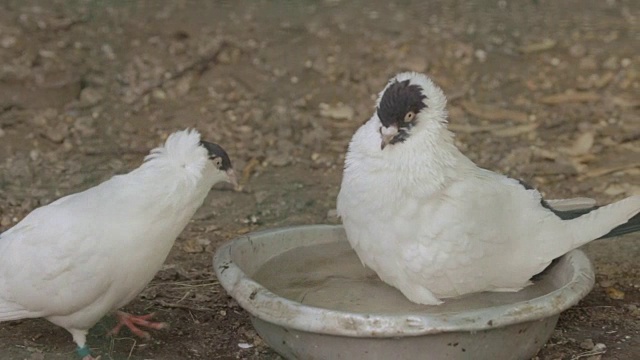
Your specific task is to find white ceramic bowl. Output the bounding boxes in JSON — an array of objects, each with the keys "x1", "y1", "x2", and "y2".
[{"x1": 214, "y1": 225, "x2": 595, "y2": 360}]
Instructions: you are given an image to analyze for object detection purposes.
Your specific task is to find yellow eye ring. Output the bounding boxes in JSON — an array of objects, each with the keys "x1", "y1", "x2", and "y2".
[{"x1": 404, "y1": 111, "x2": 416, "y2": 122}]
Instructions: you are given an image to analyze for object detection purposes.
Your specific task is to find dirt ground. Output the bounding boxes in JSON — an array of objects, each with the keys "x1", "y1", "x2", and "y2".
[{"x1": 0, "y1": 0, "x2": 638, "y2": 359}]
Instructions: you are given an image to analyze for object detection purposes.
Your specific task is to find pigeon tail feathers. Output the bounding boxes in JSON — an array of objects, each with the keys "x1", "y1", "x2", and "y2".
[
  {"x1": 553, "y1": 204, "x2": 640, "y2": 239},
  {"x1": 599, "y1": 211, "x2": 640, "y2": 239},
  {"x1": 563, "y1": 196, "x2": 640, "y2": 248}
]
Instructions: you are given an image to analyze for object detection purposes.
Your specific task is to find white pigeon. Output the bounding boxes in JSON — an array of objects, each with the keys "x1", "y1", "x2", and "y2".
[
  {"x1": 337, "y1": 72, "x2": 640, "y2": 305},
  {"x1": 0, "y1": 129, "x2": 237, "y2": 359}
]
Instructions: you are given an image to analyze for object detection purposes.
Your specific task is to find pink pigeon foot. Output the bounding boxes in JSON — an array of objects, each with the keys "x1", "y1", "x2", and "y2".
[{"x1": 108, "y1": 311, "x2": 168, "y2": 339}]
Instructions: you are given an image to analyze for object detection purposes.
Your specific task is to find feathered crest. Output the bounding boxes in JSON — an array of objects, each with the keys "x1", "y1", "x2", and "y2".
[
  {"x1": 376, "y1": 79, "x2": 427, "y2": 128},
  {"x1": 143, "y1": 129, "x2": 208, "y2": 183},
  {"x1": 376, "y1": 72, "x2": 447, "y2": 114}
]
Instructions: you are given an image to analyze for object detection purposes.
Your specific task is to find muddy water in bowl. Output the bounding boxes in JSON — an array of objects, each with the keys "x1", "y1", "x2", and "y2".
[
  {"x1": 253, "y1": 240, "x2": 559, "y2": 315},
  {"x1": 214, "y1": 225, "x2": 595, "y2": 360}
]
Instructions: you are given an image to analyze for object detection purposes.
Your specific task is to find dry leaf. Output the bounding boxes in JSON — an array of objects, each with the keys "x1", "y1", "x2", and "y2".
[
  {"x1": 241, "y1": 157, "x2": 260, "y2": 186},
  {"x1": 236, "y1": 227, "x2": 251, "y2": 234},
  {"x1": 182, "y1": 239, "x2": 204, "y2": 253},
  {"x1": 531, "y1": 147, "x2": 558, "y2": 160},
  {"x1": 319, "y1": 102, "x2": 354, "y2": 120},
  {"x1": 603, "y1": 184, "x2": 627, "y2": 196},
  {"x1": 565, "y1": 132, "x2": 595, "y2": 156},
  {"x1": 493, "y1": 123, "x2": 538, "y2": 137},
  {"x1": 519, "y1": 38, "x2": 557, "y2": 53},
  {"x1": 612, "y1": 96, "x2": 640, "y2": 108},
  {"x1": 593, "y1": 72, "x2": 614, "y2": 89},
  {"x1": 605, "y1": 287, "x2": 625, "y2": 300},
  {"x1": 461, "y1": 101, "x2": 529, "y2": 123},
  {"x1": 540, "y1": 92, "x2": 600, "y2": 104},
  {"x1": 449, "y1": 123, "x2": 505, "y2": 133},
  {"x1": 581, "y1": 161, "x2": 640, "y2": 179},
  {"x1": 569, "y1": 158, "x2": 588, "y2": 173}
]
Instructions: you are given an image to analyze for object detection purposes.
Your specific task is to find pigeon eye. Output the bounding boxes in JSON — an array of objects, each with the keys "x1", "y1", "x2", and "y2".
[
  {"x1": 404, "y1": 111, "x2": 416, "y2": 122},
  {"x1": 212, "y1": 157, "x2": 223, "y2": 168}
]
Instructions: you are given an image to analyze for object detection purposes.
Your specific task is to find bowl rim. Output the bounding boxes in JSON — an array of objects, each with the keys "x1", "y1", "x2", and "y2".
[{"x1": 213, "y1": 224, "x2": 595, "y2": 337}]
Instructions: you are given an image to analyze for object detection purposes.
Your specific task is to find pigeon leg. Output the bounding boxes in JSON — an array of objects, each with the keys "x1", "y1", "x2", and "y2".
[
  {"x1": 108, "y1": 311, "x2": 168, "y2": 339},
  {"x1": 69, "y1": 329, "x2": 100, "y2": 359}
]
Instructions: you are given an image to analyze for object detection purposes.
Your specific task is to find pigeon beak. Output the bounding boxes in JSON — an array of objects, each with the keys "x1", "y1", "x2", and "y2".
[
  {"x1": 380, "y1": 125, "x2": 399, "y2": 150},
  {"x1": 226, "y1": 169, "x2": 238, "y2": 188}
]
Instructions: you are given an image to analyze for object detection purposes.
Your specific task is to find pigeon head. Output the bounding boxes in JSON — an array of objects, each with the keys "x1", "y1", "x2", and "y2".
[
  {"x1": 199, "y1": 140, "x2": 237, "y2": 187},
  {"x1": 376, "y1": 72, "x2": 448, "y2": 150},
  {"x1": 144, "y1": 129, "x2": 237, "y2": 188}
]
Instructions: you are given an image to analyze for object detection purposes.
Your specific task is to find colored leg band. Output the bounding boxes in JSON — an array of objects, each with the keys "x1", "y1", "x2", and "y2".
[{"x1": 76, "y1": 345, "x2": 91, "y2": 358}]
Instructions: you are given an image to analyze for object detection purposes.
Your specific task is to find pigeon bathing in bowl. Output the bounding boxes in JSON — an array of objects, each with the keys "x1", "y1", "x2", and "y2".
[
  {"x1": 337, "y1": 72, "x2": 640, "y2": 305},
  {"x1": 0, "y1": 129, "x2": 236, "y2": 359}
]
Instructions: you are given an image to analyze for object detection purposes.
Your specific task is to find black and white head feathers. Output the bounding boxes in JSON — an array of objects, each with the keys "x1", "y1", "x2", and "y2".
[{"x1": 375, "y1": 72, "x2": 448, "y2": 149}]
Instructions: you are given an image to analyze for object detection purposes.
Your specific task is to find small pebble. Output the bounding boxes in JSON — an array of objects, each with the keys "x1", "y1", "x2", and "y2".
[
  {"x1": 102, "y1": 43, "x2": 116, "y2": 60},
  {"x1": 1, "y1": 35, "x2": 17, "y2": 48},
  {"x1": 579, "y1": 338, "x2": 595, "y2": 350},
  {"x1": 579, "y1": 57, "x2": 598, "y2": 70},
  {"x1": 42, "y1": 123, "x2": 69, "y2": 144},
  {"x1": 599, "y1": 279, "x2": 614, "y2": 288},
  {"x1": 569, "y1": 44, "x2": 587, "y2": 57},
  {"x1": 602, "y1": 56, "x2": 619, "y2": 70},
  {"x1": 594, "y1": 343, "x2": 607, "y2": 351},
  {"x1": 29, "y1": 150, "x2": 40, "y2": 161},
  {"x1": 79, "y1": 87, "x2": 103, "y2": 106}
]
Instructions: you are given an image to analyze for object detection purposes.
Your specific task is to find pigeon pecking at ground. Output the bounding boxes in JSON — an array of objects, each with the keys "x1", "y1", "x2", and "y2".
[
  {"x1": 337, "y1": 72, "x2": 640, "y2": 306},
  {"x1": 0, "y1": 129, "x2": 236, "y2": 359}
]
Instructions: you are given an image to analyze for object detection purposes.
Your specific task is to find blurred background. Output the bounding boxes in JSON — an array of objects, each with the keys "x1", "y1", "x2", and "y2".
[{"x1": 0, "y1": 0, "x2": 638, "y2": 359}]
